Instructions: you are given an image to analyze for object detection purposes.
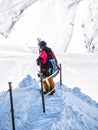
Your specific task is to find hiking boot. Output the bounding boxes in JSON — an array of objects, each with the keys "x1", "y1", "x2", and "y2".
[
  {"x1": 43, "y1": 91, "x2": 48, "y2": 95},
  {"x1": 43, "y1": 90, "x2": 50, "y2": 95},
  {"x1": 49, "y1": 89, "x2": 55, "y2": 95}
]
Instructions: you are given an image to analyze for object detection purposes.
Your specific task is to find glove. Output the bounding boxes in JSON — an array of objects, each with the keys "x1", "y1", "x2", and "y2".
[
  {"x1": 37, "y1": 73, "x2": 40, "y2": 77},
  {"x1": 37, "y1": 71, "x2": 43, "y2": 77},
  {"x1": 57, "y1": 64, "x2": 60, "y2": 70},
  {"x1": 37, "y1": 57, "x2": 43, "y2": 65}
]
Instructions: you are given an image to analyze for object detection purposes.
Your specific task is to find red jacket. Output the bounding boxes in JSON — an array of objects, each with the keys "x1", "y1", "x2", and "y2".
[{"x1": 36, "y1": 50, "x2": 56, "y2": 65}]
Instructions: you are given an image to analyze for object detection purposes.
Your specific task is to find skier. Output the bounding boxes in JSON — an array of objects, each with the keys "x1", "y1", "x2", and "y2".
[{"x1": 36, "y1": 40, "x2": 60, "y2": 95}]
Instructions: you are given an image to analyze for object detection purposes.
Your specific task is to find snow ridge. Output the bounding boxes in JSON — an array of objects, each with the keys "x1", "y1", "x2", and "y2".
[{"x1": 0, "y1": 75, "x2": 98, "y2": 130}]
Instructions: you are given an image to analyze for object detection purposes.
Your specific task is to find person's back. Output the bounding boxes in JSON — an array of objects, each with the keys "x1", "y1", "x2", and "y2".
[
  {"x1": 43, "y1": 46, "x2": 58, "y2": 76},
  {"x1": 36, "y1": 40, "x2": 59, "y2": 95}
]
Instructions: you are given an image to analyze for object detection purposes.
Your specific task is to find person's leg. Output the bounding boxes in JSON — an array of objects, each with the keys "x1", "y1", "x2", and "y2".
[
  {"x1": 43, "y1": 78, "x2": 50, "y2": 93},
  {"x1": 48, "y1": 77, "x2": 55, "y2": 94}
]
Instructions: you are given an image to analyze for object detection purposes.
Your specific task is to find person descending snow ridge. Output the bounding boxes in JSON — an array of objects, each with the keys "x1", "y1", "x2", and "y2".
[{"x1": 36, "y1": 39, "x2": 60, "y2": 95}]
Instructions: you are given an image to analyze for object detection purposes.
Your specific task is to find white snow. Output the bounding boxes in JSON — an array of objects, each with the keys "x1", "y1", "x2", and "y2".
[
  {"x1": 0, "y1": 76, "x2": 98, "y2": 130},
  {"x1": 0, "y1": 0, "x2": 98, "y2": 130}
]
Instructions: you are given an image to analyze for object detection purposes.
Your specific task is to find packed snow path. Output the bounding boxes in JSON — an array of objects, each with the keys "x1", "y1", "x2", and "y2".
[{"x1": 0, "y1": 76, "x2": 98, "y2": 130}]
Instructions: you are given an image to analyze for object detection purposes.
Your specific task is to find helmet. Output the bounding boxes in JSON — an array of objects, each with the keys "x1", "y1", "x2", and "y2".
[{"x1": 38, "y1": 41, "x2": 47, "y2": 49}]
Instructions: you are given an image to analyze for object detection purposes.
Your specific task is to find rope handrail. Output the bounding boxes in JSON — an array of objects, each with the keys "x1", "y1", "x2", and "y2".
[
  {"x1": 0, "y1": 110, "x2": 11, "y2": 130},
  {"x1": 15, "y1": 104, "x2": 32, "y2": 112},
  {"x1": 16, "y1": 70, "x2": 59, "y2": 91},
  {"x1": 44, "y1": 87, "x2": 55, "y2": 96},
  {"x1": 43, "y1": 69, "x2": 59, "y2": 81},
  {"x1": 15, "y1": 81, "x2": 40, "y2": 92},
  {"x1": 0, "y1": 90, "x2": 9, "y2": 106}
]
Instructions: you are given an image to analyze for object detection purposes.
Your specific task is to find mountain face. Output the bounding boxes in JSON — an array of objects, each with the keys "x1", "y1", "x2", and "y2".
[
  {"x1": 0, "y1": 0, "x2": 36, "y2": 36},
  {"x1": 0, "y1": 1, "x2": 98, "y2": 129},
  {"x1": 0, "y1": 0, "x2": 98, "y2": 53}
]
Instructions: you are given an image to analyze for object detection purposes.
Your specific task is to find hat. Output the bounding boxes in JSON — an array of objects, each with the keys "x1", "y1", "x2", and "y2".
[{"x1": 38, "y1": 41, "x2": 47, "y2": 49}]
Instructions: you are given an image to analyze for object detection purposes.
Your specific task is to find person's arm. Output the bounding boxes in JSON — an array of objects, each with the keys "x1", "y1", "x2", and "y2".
[
  {"x1": 52, "y1": 51, "x2": 60, "y2": 70},
  {"x1": 52, "y1": 51, "x2": 56, "y2": 59},
  {"x1": 36, "y1": 57, "x2": 43, "y2": 65},
  {"x1": 36, "y1": 50, "x2": 47, "y2": 65}
]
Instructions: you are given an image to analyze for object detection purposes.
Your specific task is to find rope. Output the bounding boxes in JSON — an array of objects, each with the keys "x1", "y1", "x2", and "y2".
[
  {"x1": 0, "y1": 90, "x2": 9, "y2": 106},
  {"x1": 15, "y1": 104, "x2": 32, "y2": 112},
  {"x1": 2, "y1": 71, "x2": 59, "y2": 114},
  {"x1": 44, "y1": 87, "x2": 55, "y2": 96},
  {"x1": 13, "y1": 69, "x2": 59, "y2": 92},
  {"x1": 14, "y1": 81, "x2": 40, "y2": 92},
  {"x1": 0, "y1": 110, "x2": 11, "y2": 130},
  {"x1": 43, "y1": 69, "x2": 59, "y2": 81}
]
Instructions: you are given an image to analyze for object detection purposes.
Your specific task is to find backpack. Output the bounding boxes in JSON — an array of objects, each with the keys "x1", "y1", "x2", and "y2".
[{"x1": 43, "y1": 47, "x2": 57, "y2": 76}]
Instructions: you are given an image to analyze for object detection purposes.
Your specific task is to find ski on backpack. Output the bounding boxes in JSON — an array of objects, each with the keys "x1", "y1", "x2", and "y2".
[
  {"x1": 39, "y1": 87, "x2": 55, "y2": 96},
  {"x1": 38, "y1": 68, "x2": 59, "y2": 82},
  {"x1": 45, "y1": 68, "x2": 59, "y2": 79}
]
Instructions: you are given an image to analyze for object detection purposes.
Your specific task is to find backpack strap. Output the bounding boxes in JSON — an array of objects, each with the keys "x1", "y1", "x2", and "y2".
[
  {"x1": 49, "y1": 59, "x2": 57, "y2": 73},
  {"x1": 43, "y1": 47, "x2": 53, "y2": 59}
]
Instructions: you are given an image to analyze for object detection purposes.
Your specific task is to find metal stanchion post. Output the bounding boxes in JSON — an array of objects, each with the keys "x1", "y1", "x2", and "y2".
[{"x1": 8, "y1": 82, "x2": 15, "y2": 130}]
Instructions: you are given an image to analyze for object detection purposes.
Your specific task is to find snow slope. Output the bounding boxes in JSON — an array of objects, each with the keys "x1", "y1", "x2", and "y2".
[
  {"x1": 0, "y1": 35, "x2": 32, "y2": 91},
  {"x1": 0, "y1": 0, "x2": 37, "y2": 37},
  {"x1": 0, "y1": 0, "x2": 98, "y2": 129},
  {"x1": 0, "y1": 38, "x2": 98, "y2": 102},
  {"x1": 0, "y1": 75, "x2": 98, "y2": 130},
  {"x1": 7, "y1": 0, "x2": 98, "y2": 53}
]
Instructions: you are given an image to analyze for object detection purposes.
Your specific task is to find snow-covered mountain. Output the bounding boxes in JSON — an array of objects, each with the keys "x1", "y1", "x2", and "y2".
[
  {"x1": 0, "y1": 75, "x2": 98, "y2": 130},
  {"x1": 0, "y1": 1, "x2": 98, "y2": 130},
  {"x1": 0, "y1": 0, "x2": 37, "y2": 36},
  {"x1": 0, "y1": 0, "x2": 98, "y2": 101},
  {"x1": 0, "y1": 0, "x2": 98, "y2": 53}
]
